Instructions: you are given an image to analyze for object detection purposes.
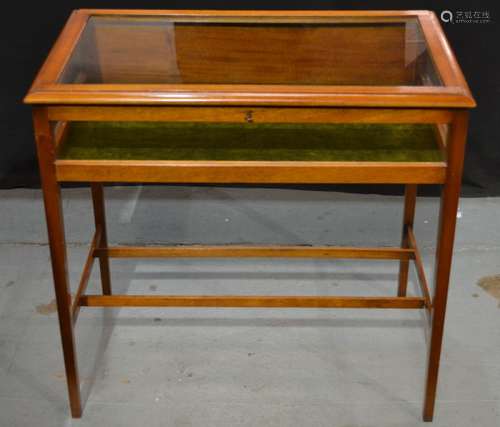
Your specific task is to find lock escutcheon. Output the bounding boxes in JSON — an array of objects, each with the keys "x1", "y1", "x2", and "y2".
[{"x1": 245, "y1": 110, "x2": 254, "y2": 123}]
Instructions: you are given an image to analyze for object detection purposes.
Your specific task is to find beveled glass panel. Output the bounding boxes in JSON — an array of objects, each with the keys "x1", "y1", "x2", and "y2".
[{"x1": 59, "y1": 16, "x2": 442, "y2": 86}]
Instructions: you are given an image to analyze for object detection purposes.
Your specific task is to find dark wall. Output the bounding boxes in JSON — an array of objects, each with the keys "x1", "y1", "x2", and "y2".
[{"x1": 1, "y1": 1, "x2": 498, "y2": 195}]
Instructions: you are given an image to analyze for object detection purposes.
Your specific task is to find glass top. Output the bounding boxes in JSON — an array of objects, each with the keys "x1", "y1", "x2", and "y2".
[{"x1": 58, "y1": 15, "x2": 442, "y2": 86}]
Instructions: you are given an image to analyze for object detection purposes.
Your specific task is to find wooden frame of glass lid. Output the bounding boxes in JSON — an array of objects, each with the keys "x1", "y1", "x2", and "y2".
[{"x1": 25, "y1": 9, "x2": 475, "y2": 107}]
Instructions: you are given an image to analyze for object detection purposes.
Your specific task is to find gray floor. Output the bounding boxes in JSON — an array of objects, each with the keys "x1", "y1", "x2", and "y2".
[{"x1": 0, "y1": 186, "x2": 499, "y2": 427}]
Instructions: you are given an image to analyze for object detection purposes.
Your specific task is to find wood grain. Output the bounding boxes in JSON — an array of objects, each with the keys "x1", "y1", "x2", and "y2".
[
  {"x1": 398, "y1": 184, "x2": 417, "y2": 296},
  {"x1": 25, "y1": 10, "x2": 476, "y2": 421},
  {"x1": 407, "y1": 226, "x2": 432, "y2": 310},
  {"x1": 423, "y1": 110, "x2": 469, "y2": 421},
  {"x1": 55, "y1": 160, "x2": 446, "y2": 184},
  {"x1": 26, "y1": 84, "x2": 475, "y2": 107},
  {"x1": 91, "y1": 184, "x2": 112, "y2": 295},
  {"x1": 33, "y1": 107, "x2": 82, "y2": 418},
  {"x1": 94, "y1": 245, "x2": 415, "y2": 260},
  {"x1": 46, "y1": 106, "x2": 454, "y2": 124},
  {"x1": 80, "y1": 294, "x2": 426, "y2": 309},
  {"x1": 23, "y1": 10, "x2": 476, "y2": 108},
  {"x1": 71, "y1": 227, "x2": 100, "y2": 324}
]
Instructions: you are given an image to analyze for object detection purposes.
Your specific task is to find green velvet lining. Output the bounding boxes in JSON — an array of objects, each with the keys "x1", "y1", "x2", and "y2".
[{"x1": 58, "y1": 122, "x2": 443, "y2": 162}]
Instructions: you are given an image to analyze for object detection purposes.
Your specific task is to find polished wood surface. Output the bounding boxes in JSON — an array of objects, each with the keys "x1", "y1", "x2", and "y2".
[
  {"x1": 80, "y1": 294, "x2": 426, "y2": 309},
  {"x1": 55, "y1": 160, "x2": 446, "y2": 184},
  {"x1": 423, "y1": 111, "x2": 469, "y2": 421},
  {"x1": 71, "y1": 227, "x2": 100, "y2": 325},
  {"x1": 26, "y1": 83, "x2": 475, "y2": 107},
  {"x1": 46, "y1": 106, "x2": 454, "y2": 124},
  {"x1": 398, "y1": 184, "x2": 418, "y2": 296},
  {"x1": 33, "y1": 108, "x2": 82, "y2": 418},
  {"x1": 24, "y1": 10, "x2": 475, "y2": 108},
  {"x1": 408, "y1": 226, "x2": 433, "y2": 311},
  {"x1": 94, "y1": 245, "x2": 414, "y2": 260},
  {"x1": 26, "y1": 9, "x2": 475, "y2": 422},
  {"x1": 91, "y1": 22, "x2": 406, "y2": 85},
  {"x1": 175, "y1": 24, "x2": 406, "y2": 85},
  {"x1": 91, "y1": 184, "x2": 112, "y2": 295}
]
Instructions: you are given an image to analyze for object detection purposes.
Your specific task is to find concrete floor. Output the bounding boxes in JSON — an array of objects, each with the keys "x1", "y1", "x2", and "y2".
[{"x1": 0, "y1": 186, "x2": 499, "y2": 426}]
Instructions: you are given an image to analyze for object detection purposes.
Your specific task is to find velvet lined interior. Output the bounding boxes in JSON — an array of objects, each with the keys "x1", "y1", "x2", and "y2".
[{"x1": 58, "y1": 122, "x2": 443, "y2": 162}]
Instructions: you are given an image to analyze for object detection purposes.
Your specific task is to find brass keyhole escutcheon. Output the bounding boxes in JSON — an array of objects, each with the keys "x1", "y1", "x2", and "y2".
[{"x1": 245, "y1": 111, "x2": 254, "y2": 123}]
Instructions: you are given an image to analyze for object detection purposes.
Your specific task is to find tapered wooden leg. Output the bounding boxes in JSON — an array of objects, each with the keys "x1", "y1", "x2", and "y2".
[
  {"x1": 398, "y1": 184, "x2": 417, "y2": 296},
  {"x1": 91, "y1": 183, "x2": 112, "y2": 295},
  {"x1": 33, "y1": 108, "x2": 82, "y2": 417},
  {"x1": 423, "y1": 111, "x2": 469, "y2": 422}
]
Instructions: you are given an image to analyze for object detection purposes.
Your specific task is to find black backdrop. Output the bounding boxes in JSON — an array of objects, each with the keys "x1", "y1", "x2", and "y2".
[{"x1": 2, "y1": 1, "x2": 499, "y2": 195}]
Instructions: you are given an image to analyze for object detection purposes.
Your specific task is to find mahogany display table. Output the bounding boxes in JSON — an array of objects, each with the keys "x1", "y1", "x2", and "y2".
[{"x1": 24, "y1": 9, "x2": 475, "y2": 421}]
